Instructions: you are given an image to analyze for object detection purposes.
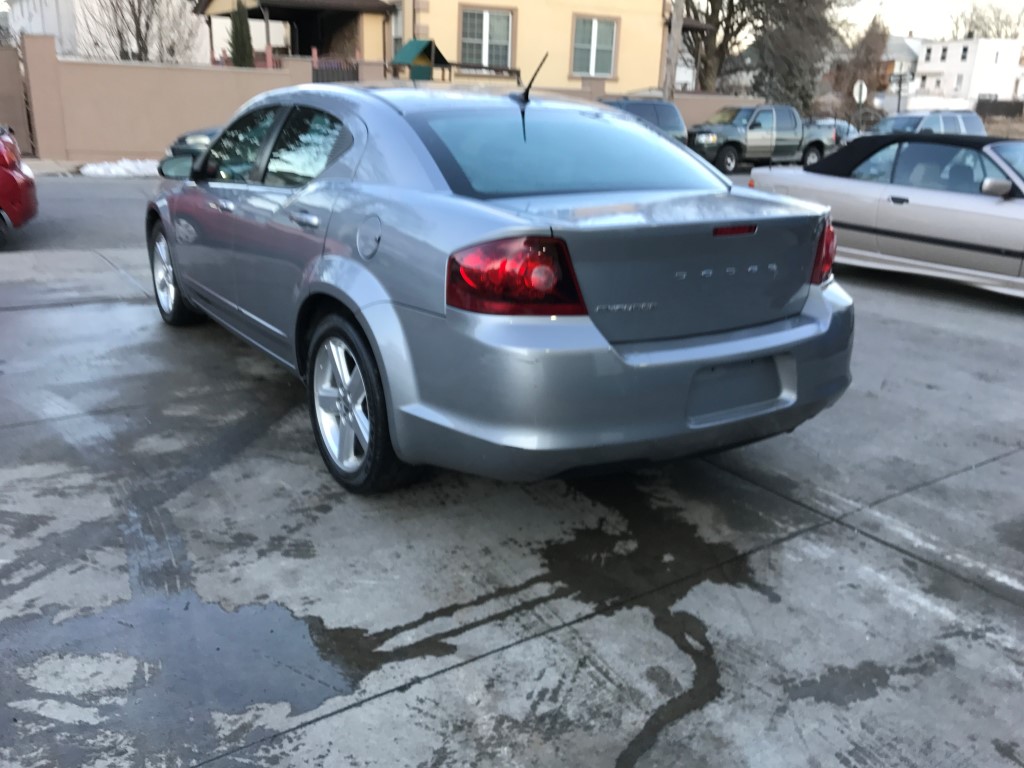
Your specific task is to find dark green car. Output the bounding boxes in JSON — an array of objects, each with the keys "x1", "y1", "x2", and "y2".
[{"x1": 688, "y1": 105, "x2": 837, "y2": 173}]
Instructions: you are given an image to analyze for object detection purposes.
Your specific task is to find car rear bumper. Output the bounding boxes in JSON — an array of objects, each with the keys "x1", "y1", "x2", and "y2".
[
  {"x1": 0, "y1": 165, "x2": 38, "y2": 228},
  {"x1": 373, "y1": 282, "x2": 854, "y2": 481}
]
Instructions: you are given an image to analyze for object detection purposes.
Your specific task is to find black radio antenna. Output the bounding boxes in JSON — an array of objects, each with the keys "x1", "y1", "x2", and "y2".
[{"x1": 522, "y1": 51, "x2": 548, "y2": 103}]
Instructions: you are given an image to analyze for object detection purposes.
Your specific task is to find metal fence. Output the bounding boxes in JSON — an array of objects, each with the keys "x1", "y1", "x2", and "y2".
[
  {"x1": 975, "y1": 99, "x2": 1024, "y2": 120},
  {"x1": 313, "y1": 59, "x2": 359, "y2": 83}
]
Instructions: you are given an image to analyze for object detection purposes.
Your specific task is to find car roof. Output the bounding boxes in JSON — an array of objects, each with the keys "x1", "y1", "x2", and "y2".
[
  {"x1": 808, "y1": 133, "x2": 1013, "y2": 177},
  {"x1": 362, "y1": 84, "x2": 600, "y2": 114}
]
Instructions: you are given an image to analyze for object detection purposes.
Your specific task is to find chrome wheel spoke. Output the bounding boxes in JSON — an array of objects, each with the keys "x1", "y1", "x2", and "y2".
[
  {"x1": 327, "y1": 339, "x2": 347, "y2": 388},
  {"x1": 153, "y1": 234, "x2": 175, "y2": 314},
  {"x1": 338, "y1": 421, "x2": 357, "y2": 464},
  {"x1": 347, "y1": 366, "x2": 366, "y2": 407},
  {"x1": 317, "y1": 386, "x2": 342, "y2": 412},
  {"x1": 352, "y1": 409, "x2": 370, "y2": 450}
]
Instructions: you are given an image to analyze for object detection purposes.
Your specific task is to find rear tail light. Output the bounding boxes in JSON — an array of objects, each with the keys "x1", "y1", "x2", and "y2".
[
  {"x1": 447, "y1": 236, "x2": 586, "y2": 315},
  {"x1": 812, "y1": 218, "x2": 837, "y2": 284},
  {"x1": 0, "y1": 137, "x2": 18, "y2": 170}
]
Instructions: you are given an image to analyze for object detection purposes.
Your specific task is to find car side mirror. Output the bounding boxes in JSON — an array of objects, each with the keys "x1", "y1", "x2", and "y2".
[
  {"x1": 158, "y1": 155, "x2": 194, "y2": 180},
  {"x1": 981, "y1": 177, "x2": 1013, "y2": 197},
  {"x1": 749, "y1": 120, "x2": 763, "y2": 130}
]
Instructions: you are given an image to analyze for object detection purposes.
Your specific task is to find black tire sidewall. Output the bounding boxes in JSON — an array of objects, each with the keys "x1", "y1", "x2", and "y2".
[
  {"x1": 717, "y1": 147, "x2": 738, "y2": 173},
  {"x1": 0, "y1": 216, "x2": 9, "y2": 249},
  {"x1": 306, "y1": 315, "x2": 401, "y2": 494}
]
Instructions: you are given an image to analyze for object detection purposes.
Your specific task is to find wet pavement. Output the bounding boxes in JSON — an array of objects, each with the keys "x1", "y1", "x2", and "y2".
[{"x1": 0, "y1": 179, "x2": 1022, "y2": 767}]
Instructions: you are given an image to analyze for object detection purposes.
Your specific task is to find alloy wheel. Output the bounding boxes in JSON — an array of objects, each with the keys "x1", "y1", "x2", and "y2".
[{"x1": 313, "y1": 338, "x2": 371, "y2": 472}]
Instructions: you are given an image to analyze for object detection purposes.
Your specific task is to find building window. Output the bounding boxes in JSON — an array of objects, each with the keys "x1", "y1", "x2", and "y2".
[
  {"x1": 461, "y1": 9, "x2": 512, "y2": 69},
  {"x1": 935, "y1": 78, "x2": 942, "y2": 89},
  {"x1": 961, "y1": 45, "x2": 969, "y2": 61},
  {"x1": 925, "y1": 47, "x2": 932, "y2": 61},
  {"x1": 955, "y1": 74, "x2": 964, "y2": 91},
  {"x1": 921, "y1": 75, "x2": 927, "y2": 88},
  {"x1": 940, "y1": 46, "x2": 948, "y2": 61},
  {"x1": 393, "y1": 4, "x2": 404, "y2": 56},
  {"x1": 572, "y1": 17, "x2": 616, "y2": 78},
  {"x1": 995, "y1": 51, "x2": 1000, "y2": 63}
]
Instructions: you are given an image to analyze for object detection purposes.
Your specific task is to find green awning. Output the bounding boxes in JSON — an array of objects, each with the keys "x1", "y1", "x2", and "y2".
[{"x1": 392, "y1": 39, "x2": 450, "y2": 67}]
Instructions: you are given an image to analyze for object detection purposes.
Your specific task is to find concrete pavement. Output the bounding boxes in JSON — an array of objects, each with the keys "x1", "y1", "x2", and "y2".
[{"x1": 0, "y1": 179, "x2": 1022, "y2": 767}]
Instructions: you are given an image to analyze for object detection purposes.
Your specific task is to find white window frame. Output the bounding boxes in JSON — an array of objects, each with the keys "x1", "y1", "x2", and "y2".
[
  {"x1": 572, "y1": 17, "x2": 616, "y2": 78},
  {"x1": 955, "y1": 73, "x2": 964, "y2": 91},
  {"x1": 461, "y1": 8, "x2": 512, "y2": 69}
]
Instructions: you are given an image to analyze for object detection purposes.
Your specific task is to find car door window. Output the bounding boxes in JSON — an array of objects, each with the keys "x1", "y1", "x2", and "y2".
[
  {"x1": 654, "y1": 103, "x2": 686, "y2": 132},
  {"x1": 775, "y1": 108, "x2": 797, "y2": 131},
  {"x1": 622, "y1": 102, "x2": 659, "y2": 126},
  {"x1": 851, "y1": 143, "x2": 899, "y2": 182},
  {"x1": 941, "y1": 115, "x2": 962, "y2": 134},
  {"x1": 201, "y1": 108, "x2": 279, "y2": 182},
  {"x1": 919, "y1": 114, "x2": 942, "y2": 133},
  {"x1": 752, "y1": 110, "x2": 774, "y2": 131},
  {"x1": 893, "y1": 142, "x2": 1005, "y2": 194},
  {"x1": 262, "y1": 107, "x2": 352, "y2": 188}
]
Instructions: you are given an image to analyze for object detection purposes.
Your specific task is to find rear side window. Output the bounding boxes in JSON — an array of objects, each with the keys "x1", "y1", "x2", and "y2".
[
  {"x1": 408, "y1": 105, "x2": 726, "y2": 199},
  {"x1": 775, "y1": 108, "x2": 798, "y2": 131},
  {"x1": 920, "y1": 114, "x2": 942, "y2": 133},
  {"x1": 654, "y1": 103, "x2": 686, "y2": 132},
  {"x1": 263, "y1": 107, "x2": 351, "y2": 188},
  {"x1": 619, "y1": 102, "x2": 658, "y2": 125},
  {"x1": 941, "y1": 115, "x2": 962, "y2": 134},
  {"x1": 851, "y1": 143, "x2": 898, "y2": 182},
  {"x1": 203, "y1": 107, "x2": 279, "y2": 182},
  {"x1": 960, "y1": 113, "x2": 986, "y2": 135}
]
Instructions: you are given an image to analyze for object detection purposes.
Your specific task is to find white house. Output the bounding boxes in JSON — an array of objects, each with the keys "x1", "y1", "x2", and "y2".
[{"x1": 915, "y1": 36, "x2": 1024, "y2": 102}]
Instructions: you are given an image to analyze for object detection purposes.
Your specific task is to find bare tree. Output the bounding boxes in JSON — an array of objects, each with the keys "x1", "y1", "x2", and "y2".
[
  {"x1": 830, "y1": 15, "x2": 888, "y2": 118},
  {"x1": 81, "y1": 0, "x2": 202, "y2": 63},
  {"x1": 951, "y1": 3, "x2": 1023, "y2": 38},
  {"x1": 752, "y1": 0, "x2": 837, "y2": 113}
]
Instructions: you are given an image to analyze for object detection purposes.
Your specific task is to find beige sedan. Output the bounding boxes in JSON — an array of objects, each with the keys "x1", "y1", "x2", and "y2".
[{"x1": 751, "y1": 134, "x2": 1024, "y2": 298}]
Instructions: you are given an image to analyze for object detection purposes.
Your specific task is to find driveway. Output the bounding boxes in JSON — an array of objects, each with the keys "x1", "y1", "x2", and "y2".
[{"x1": 0, "y1": 178, "x2": 1022, "y2": 767}]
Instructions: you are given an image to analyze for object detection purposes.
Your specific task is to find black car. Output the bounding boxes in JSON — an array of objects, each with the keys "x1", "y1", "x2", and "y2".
[
  {"x1": 166, "y1": 126, "x2": 221, "y2": 158},
  {"x1": 601, "y1": 98, "x2": 688, "y2": 144}
]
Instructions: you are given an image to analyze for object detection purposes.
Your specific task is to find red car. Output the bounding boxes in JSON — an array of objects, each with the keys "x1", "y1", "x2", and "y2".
[{"x1": 0, "y1": 128, "x2": 37, "y2": 247}]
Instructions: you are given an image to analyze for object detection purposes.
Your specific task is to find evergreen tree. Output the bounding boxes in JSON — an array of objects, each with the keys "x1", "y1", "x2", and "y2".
[{"x1": 229, "y1": 1, "x2": 254, "y2": 67}]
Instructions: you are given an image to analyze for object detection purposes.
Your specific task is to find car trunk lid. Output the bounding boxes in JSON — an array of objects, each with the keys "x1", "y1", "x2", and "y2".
[{"x1": 491, "y1": 189, "x2": 825, "y2": 344}]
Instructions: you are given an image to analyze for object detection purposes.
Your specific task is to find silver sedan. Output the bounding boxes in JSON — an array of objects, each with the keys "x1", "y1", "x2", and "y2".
[
  {"x1": 751, "y1": 134, "x2": 1024, "y2": 298},
  {"x1": 148, "y1": 85, "x2": 853, "y2": 493}
]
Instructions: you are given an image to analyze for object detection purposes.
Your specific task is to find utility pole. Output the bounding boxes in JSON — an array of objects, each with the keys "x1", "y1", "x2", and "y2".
[
  {"x1": 891, "y1": 71, "x2": 910, "y2": 113},
  {"x1": 662, "y1": 0, "x2": 683, "y2": 100}
]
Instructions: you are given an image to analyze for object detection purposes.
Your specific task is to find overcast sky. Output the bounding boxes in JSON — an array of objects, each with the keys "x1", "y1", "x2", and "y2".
[{"x1": 842, "y1": 0, "x2": 1022, "y2": 38}]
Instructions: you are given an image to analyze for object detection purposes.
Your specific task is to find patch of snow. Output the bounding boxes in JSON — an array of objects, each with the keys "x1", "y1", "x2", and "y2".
[{"x1": 79, "y1": 159, "x2": 159, "y2": 178}]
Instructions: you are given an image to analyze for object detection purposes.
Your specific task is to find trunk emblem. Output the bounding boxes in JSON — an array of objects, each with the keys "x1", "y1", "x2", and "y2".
[
  {"x1": 675, "y1": 263, "x2": 778, "y2": 281},
  {"x1": 594, "y1": 302, "x2": 658, "y2": 313}
]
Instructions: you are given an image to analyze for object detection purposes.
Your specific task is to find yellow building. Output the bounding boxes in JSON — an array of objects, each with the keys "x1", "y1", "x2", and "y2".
[{"x1": 387, "y1": 0, "x2": 666, "y2": 95}]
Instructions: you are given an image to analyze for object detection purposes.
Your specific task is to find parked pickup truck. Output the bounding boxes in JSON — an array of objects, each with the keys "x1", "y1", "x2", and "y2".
[{"x1": 688, "y1": 104, "x2": 837, "y2": 173}]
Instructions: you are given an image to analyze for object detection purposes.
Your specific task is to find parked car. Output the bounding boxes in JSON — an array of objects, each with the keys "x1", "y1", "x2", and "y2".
[
  {"x1": 750, "y1": 134, "x2": 1023, "y2": 298},
  {"x1": 149, "y1": 86, "x2": 853, "y2": 493},
  {"x1": 688, "y1": 104, "x2": 837, "y2": 173},
  {"x1": 867, "y1": 110, "x2": 986, "y2": 137},
  {"x1": 812, "y1": 117, "x2": 860, "y2": 146},
  {"x1": 166, "y1": 126, "x2": 221, "y2": 158},
  {"x1": 0, "y1": 126, "x2": 37, "y2": 248},
  {"x1": 601, "y1": 97, "x2": 688, "y2": 144}
]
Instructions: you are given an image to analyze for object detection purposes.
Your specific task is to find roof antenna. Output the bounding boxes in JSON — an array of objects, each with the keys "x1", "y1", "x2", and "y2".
[
  {"x1": 515, "y1": 52, "x2": 548, "y2": 141},
  {"x1": 522, "y1": 51, "x2": 548, "y2": 104}
]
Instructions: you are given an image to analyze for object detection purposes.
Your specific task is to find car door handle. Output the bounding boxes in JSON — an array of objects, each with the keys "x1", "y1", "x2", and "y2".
[
  {"x1": 889, "y1": 196, "x2": 910, "y2": 205},
  {"x1": 216, "y1": 199, "x2": 236, "y2": 213},
  {"x1": 289, "y1": 211, "x2": 320, "y2": 229}
]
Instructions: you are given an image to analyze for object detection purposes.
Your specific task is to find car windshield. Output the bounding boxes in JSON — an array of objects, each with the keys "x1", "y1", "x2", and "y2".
[
  {"x1": 990, "y1": 141, "x2": 1024, "y2": 178},
  {"x1": 873, "y1": 116, "x2": 924, "y2": 134},
  {"x1": 408, "y1": 104, "x2": 726, "y2": 199},
  {"x1": 707, "y1": 108, "x2": 754, "y2": 125}
]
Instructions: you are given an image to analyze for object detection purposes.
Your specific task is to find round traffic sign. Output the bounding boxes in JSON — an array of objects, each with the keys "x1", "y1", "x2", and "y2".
[{"x1": 853, "y1": 79, "x2": 869, "y2": 105}]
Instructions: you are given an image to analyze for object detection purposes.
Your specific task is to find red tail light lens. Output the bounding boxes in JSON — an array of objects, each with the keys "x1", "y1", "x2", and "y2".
[
  {"x1": 0, "y1": 137, "x2": 18, "y2": 170},
  {"x1": 812, "y1": 218, "x2": 837, "y2": 284},
  {"x1": 447, "y1": 236, "x2": 586, "y2": 315}
]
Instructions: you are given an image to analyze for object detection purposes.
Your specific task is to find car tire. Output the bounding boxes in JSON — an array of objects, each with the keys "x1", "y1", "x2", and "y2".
[
  {"x1": 149, "y1": 221, "x2": 203, "y2": 326},
  {"x1": 0, "y1": 214, "x2": 8, "y2": 250},
  {"x1": 715, "y1": 145, "x2": 739, "y2": 174},
  {"x1": 802, "y1": 145, "x2": 822, "y2": 167},
  {"x1": 306, "y1": 314, "x2": 416, "y2": 494}
]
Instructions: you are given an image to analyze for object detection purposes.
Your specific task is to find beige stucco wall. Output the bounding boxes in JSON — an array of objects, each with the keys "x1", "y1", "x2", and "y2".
[
  {"x1": 0, "y1": 47, "x2": 32, "y2": 151},
  {"x1": 23, "y1": 35, "x2": 312, "y2": 161},
  {"x1": 399, "y1": 0, "x2": 663, "y2": 94}
]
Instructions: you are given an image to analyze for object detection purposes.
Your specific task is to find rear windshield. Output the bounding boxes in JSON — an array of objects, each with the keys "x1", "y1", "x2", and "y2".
[
  {"x1": 873, "y1": 115, "x2": 923, "y2": 134},
  {"x1": 707, "y1": 108, "x2": 754, "y2": 125},
  {"x1": 407, "y1": 104, "x2": 725, "y2": 199}
]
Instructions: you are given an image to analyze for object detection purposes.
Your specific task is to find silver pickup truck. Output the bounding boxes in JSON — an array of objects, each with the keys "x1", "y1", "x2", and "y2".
[{"x1": 687, "y1": 104, "x2": 838, "y2": 173}]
